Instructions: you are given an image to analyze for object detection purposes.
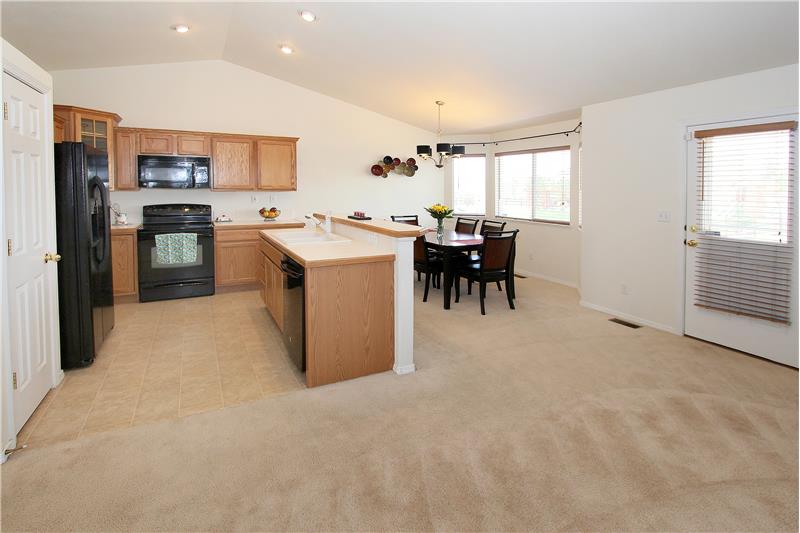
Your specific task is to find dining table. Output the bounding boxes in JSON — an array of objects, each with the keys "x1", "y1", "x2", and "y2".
[{"x1": 423, "y1": 229, "x2": 485, "y2": 309}]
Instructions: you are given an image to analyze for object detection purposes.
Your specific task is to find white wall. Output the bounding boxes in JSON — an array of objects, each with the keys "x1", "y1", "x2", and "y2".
[
  {"x1": 50, "y1": 60, "x2": 441, "y2": 224},
  {"x1": 444, "y1": 120, "x2": 582, "y2": 287},
  {"x1": 580, "y1": 63, "x2": 798, "y2": 333}
]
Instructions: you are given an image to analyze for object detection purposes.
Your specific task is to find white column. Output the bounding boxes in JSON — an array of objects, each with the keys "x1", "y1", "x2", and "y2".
[{"x1": 392, "y1": 236, "x2": 416, "y2": 374}]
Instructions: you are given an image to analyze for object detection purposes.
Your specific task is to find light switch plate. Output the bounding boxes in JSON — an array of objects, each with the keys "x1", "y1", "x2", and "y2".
[{"x1": 657, "y1": 210, "x2": 671, "y2": 223}]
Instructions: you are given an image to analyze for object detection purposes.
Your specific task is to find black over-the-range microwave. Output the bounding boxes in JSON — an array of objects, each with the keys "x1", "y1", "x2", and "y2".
[{"x1": 138, "y1": 155, "x2": 211, "y2": 189}]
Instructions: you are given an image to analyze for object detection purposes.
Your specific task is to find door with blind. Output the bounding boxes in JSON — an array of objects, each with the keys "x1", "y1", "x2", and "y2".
[{"x1": 685, "y1": 117, "x2": 798, "y2": 367}]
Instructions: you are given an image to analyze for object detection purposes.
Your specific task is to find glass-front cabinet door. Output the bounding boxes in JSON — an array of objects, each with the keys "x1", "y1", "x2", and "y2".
[
  {"x1": 74, "y1": 111, "x2": 117, "y2": 191},
  {"x1": 80, "y1": 116, "x2": 109, "y2": 152}
]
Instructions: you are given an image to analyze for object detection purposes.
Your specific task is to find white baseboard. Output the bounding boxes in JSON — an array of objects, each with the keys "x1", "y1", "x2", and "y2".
[
  {"x1": 515, "y1": 269, "x2": 578, "y2": 289},
  {"x1": 393, "y1": 364, "x2": 416, "y2": 375},
  {"x1": 579, "y1": 300, "x2": 682, "y2": 335}
]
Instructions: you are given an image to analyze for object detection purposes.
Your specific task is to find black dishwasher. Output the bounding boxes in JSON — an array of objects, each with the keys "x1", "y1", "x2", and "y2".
[{"x1": 280, "y1": 256, "x2": 305, "y2": 371}]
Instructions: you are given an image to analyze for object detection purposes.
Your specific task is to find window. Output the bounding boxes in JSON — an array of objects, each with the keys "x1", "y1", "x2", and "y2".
[
  {"x1": 452, "y1": 155, "x2": 486, "y2": 215},
  {"x1": 691, "y1": 120, "x2": 796, "y2": 324},
  {"x1": 495, "y1": 146, "x2": 571, "y2": 223},
  {"x1": 697, "y1": 125, "x2": 793, "y2": 243}
]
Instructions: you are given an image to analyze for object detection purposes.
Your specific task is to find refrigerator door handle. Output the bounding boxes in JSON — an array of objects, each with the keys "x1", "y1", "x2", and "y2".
[{"x1": 88, "y1": 176, "x2": 111, "y2": 265}]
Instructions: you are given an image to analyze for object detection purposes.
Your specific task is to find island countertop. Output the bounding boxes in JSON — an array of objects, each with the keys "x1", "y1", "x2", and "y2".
[
  {"x1": 259, "y1": 227, "x2": 395, "y2": 268},
  {"x1": 313, "y1": 213, "x2": 425, "y2": 238}
]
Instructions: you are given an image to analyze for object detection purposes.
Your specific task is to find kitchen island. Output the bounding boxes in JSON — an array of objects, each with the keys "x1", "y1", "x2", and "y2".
[
  {"x1": 214, "y1": 219, "x2": 305, "y2": 287},
  {"x1": 259, "y1": 218, "x2": 422, "y2": 387}
]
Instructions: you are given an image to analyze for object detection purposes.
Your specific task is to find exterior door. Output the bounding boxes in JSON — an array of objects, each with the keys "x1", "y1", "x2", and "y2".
[
  {"x1": 3, "y1": 73, "x2": 59, "y2": 431},
  {"x1": 685, "y1": 116, "x2": 798, "y2": 367}
]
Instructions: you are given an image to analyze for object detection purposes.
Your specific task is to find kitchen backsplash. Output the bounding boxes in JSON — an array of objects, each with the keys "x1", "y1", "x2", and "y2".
[{"x1": 110, "y1": 189, "x2": 296, "y2": 224}]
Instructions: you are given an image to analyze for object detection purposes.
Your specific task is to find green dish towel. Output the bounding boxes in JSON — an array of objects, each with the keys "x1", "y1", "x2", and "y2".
[{"x1": 154, "y1": 233, "x2": 198, "y2": 264}]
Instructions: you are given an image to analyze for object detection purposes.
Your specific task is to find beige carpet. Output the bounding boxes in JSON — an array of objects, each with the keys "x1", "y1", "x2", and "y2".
[{"x1": 2, "y1": 278, "x2": 797, "y2": 531}]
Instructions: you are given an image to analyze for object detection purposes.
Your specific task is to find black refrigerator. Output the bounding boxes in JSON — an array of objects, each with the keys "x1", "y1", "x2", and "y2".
[{"x1": 54, "y1": 142, "x2": 115, "y2": 369}]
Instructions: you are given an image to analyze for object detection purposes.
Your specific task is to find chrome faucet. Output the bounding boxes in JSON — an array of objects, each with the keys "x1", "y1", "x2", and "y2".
[
  {"x1": 305, "y1": 214, "x2": 323, "y2": 228},
  {"x1": 306, "y1": 213, "x2": 332, "y2": 233}
]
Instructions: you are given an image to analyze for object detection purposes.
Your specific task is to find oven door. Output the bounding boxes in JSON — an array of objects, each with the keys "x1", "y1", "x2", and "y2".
[{"x1": 137, "y1": 225, "x2": 215, "y2": 295}]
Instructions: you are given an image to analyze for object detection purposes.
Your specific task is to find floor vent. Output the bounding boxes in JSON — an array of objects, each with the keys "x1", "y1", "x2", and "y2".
[{"x1": 609, "y1": 318, "x2": 641, "y2": 329}]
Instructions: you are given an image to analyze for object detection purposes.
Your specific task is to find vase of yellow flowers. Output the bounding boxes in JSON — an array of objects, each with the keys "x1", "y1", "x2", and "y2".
[{"x1": 425, "y1": 203, "x2": 454, "y2": 239}]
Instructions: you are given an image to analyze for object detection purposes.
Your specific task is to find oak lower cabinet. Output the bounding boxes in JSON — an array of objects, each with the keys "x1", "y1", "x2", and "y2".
[
  {"x1": 216, "y1": 241, "x2": 259, "y2": 286},
  {"x1": 212, "y1": 137, "x2": 254, "y2": 190},
  {"x1": 110, "y1": 227, "x2": 138, "y2": 297},
  {"x1": 215, "y1": 223, "x2": 305, "y2": 288},
  {"x1": 261, "y1": 251, "x2": 284, "y2": 332}
]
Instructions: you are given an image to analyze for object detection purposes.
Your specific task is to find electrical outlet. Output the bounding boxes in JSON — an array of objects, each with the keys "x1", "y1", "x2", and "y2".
[
  {"x1": 250, "y1": 195, "x2": 257, "y2": 203},
  {"x1": 657, "y1": 210, "x2": 671, "y2": 223},
  {"x1": 620, "y1": 284, "x2": 629, "y2": 295}
]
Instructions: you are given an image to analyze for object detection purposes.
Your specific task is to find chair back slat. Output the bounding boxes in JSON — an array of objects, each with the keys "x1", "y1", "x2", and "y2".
[
  {"x1": 481, "y1": 230, "x2": 518, "y2": 271},
  {"x1": 455, "y1": 217, "x2": 479, "y2": 234},
  {"x1": 480, "y1": 219, "x2": 506, "y2": 235},
  {"x1": 413, "y1": 236, "x2": 428, "y2": 264},
  {"x1": 391, "y1": 215, "x2": 419, "y2": 225}
]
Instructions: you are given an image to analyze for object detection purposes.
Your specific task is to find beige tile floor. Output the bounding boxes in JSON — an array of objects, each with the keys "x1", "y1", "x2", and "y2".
[{"x1": 17, "y1": 290, "x2": 305, "y2": 448}]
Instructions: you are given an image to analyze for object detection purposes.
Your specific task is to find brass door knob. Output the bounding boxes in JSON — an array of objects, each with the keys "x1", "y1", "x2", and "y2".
[
  {"x1": 44, "y1": 252, "x2": 62, "y2": 263},
  {"x1": 686, "y1": 240, "x2": 699, "y2": 248}
]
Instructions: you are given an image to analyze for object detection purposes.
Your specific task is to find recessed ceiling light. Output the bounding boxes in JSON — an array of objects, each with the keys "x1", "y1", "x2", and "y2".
[
  {"x1": 299, "y1": 10, "x2": 316, "y2": 22},
  {"x1": 279, "y1": 44, "x2": 294, "y2": 55},
  {"x1": 171, "y1": 24, "x2": 190, "y2": 33}
]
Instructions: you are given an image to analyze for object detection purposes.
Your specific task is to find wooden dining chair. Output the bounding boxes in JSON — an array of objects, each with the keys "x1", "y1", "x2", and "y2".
[
  {"x1": 454, "y1": 230, "x2": 518, "y2": 315},
  {"x1": 479, "y1": 219, "x2": 506, "y2": 235},
  {"x1": 463, "y1": 219, "x2": 507, "y2": 292},
  {"x1": 454, "y1": 217, "x2": 479, "y2": 234},
  {"x1": 391, "y1": 215, "x2": 419, "y2": 225},
  {"x1": 413, "y1": 236, "x2": 442, "y2": 302}
]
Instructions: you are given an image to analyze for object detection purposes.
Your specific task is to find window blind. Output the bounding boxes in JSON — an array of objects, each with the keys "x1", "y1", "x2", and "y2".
[
  {"x1": 495, "y1": 146, "x2": 570, "y2": 223},
  {"x1": 693, "y1": 121, "x2": 796, "y2": 324}
]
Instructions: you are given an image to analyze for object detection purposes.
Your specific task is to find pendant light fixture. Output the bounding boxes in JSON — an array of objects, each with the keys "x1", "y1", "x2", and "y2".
[{"x1": 417, "y1": 101, "x2": 465, "y2": 168}]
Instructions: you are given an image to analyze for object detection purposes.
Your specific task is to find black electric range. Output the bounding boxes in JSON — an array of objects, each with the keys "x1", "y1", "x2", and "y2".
[{"x1": 137, "y1": 204, "x2": 215, "y2": 302}]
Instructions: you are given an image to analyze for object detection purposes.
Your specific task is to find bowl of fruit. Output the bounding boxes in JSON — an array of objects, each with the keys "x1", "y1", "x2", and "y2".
[{"x1": 259, "y1": 207, "x2": 281, "y2": 221}]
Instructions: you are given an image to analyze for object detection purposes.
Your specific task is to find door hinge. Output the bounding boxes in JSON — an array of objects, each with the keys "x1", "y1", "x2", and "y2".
[
  {"x1": 3, "y1": 102, "x2": 7, "y2": 121},
  {"x1": 6, "y1": 239, "x2": 11, "y2": 256},
  {"x1": 12, "y1": 372, "x2": 17, "y2": 390}
]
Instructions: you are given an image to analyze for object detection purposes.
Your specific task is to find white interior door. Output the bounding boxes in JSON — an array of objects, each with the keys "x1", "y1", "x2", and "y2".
[
  {"x1": 3, "y1": 72, "x2": 58, "y2": 431},
  {"x1": 685, "y1": 116, "x2": 798, "y2": 367}
]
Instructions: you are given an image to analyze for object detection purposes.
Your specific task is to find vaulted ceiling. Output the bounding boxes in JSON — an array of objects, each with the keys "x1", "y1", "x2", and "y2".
[{"x1": 2, "y1": 2, "x2": 797, "y2": 133}]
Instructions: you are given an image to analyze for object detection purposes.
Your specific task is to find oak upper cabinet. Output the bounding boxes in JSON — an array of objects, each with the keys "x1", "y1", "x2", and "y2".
[
  {"x1": 211, "y1": 137, "x2": 254, "y2": 190},
  {"x1": 114, "y1": 128, "x2": 138, "y2": 190},
  {"x1": 177, "y1": 134, "x2": 210, "y2": 156},
  {"x1": 256, "y1": 139, "x2": 297, "y2": 191},
  {"x1": 53, "y1": 105, "x2": 121, "y2": 189},
  {"x1": 138, "y1": 131, "x2": 174, "y2": 155},
  {"x1": 54, "y1": 115, "x2": 66, "y2": 143}
]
